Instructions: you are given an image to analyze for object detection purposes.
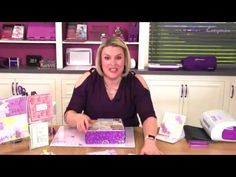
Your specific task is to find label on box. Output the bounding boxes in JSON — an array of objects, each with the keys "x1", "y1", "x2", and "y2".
[{"x1": 36, "y1": 103, "x2": 48, "y2": 112}]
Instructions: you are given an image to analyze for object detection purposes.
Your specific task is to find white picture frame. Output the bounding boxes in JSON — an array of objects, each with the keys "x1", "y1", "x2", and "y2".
[{"x1": 76, "y1": 24, "x2": 87, "y2": 41}]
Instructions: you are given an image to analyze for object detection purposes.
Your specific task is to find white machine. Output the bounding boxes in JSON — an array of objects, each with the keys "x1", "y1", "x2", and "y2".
[
  {"x1": 66, "y1": 48, "x2": 92, "y2": 66},
  {"x1": 63, "y1": 48, "x2": 93, "y2": 70},
  {"x1": 200, "y1": 110, "x2": 236, "y2": 142}
]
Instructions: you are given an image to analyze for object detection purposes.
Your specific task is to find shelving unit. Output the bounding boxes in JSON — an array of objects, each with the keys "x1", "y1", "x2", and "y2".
[
  {"x1": 0, "y1": 22, "x2": 57, "y2": 67},
  {"x1": 0, "y1": 22, "x2": 145, "y2": 70},
  {"x1": 0, "y1": 40, "x2": 56, "y2": 44},
  {"x1": 60, "y1": 22, "x2": 140, "y2": 69}
]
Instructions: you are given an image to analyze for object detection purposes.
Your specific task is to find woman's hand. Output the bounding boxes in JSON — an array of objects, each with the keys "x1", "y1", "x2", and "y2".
[
  {"x1": 140, "y1": 139, "x2": 163, "y2": 155},
  {"x1": 76, "y1": 114, "x2": 92, "y2": 133},
  {"x1": 65, "y1": 110, "x2": 93, "y2": 133}
]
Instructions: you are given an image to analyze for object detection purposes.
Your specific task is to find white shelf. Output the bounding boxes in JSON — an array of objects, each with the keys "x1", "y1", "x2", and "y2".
[
  {"x1": 126, "y1": 42, "x2": 139, "y2": 45},
  {"x1": 63, "y1": 41, "x2": 101, "y2": 44},
  {"x1": 63, "y1": 41, "x2": 139, "y2": 45},
  {"x1": 0, "y1": 40, "x2": 56, "y2": 44}
]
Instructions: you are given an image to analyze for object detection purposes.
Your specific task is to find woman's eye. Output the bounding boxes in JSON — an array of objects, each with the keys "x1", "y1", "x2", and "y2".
[
  {"x1": 116, "y1": 56, "x2": 122, "y2": 60},
  {"x1": 104, "y1": 56, "x2": 110, "y2": 60}
]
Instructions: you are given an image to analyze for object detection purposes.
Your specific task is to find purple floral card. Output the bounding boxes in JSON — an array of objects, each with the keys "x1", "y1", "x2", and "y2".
[
  {"x1": 0, "y1": 96, "x2": 29, "y2": 144},
  {"x1": 159, "y1": 112, "x2": 186, "y2": 139}
]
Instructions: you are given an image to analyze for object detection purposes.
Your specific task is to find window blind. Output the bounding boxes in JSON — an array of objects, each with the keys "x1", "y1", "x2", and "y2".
[{"x1": 149, "y1": 22, "x2": 236, "y2": 64}]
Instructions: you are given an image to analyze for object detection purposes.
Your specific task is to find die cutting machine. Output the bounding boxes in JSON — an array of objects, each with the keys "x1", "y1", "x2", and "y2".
[{"x1": 201, "y1": 110, "x2": 236, "y2": 142}]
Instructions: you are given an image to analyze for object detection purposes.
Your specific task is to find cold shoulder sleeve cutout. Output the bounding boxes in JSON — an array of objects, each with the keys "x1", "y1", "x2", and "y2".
[
  {"x1": 135, "y1": 74, "x2": 149, "y2": 90},
  {"x1": 75, "y1": 71, "x2": 91, "y2": 88}
]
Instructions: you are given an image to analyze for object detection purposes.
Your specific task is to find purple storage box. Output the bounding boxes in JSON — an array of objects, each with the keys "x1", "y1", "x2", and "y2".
[
  {"x1": 85, "y1": 118, "x2": 126, "y2": 144},
  {"x1": 181, "y1": 56, "x2": 217, "y2": 71},
  {"x1": 26, "y1": 23, "x2": 55, "y2": 40}
]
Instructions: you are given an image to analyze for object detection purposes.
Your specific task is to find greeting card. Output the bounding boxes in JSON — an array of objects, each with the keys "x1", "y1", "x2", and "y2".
[
  {"x1": 27, "y1": 93, "x2": 54, "y2": 123},
  {"x1": 0, "y1": 96, "x2": 29, "y2": 144},
  {"x1": 11, "y1": 25, "x2": 24, "y2": 40},
  {"x1": 76, "y1": 24, "x2": 87, "y2": 41},
  {"x1": 66, "y1": 23, "x2": 77, "y2": 40},
  {"x1": 29, "y1": 121, "x2": 49, "y2": 149},
  {"x1": 156, "y1": 112, "x2": 186, "y2": 143},
  {"x1": 1, "y1": 24, "x2": 14, "y2": 40}
]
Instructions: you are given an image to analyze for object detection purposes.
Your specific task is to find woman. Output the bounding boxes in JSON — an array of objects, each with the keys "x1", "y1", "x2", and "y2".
[{"x1": 64, "y1": 36, "x2": 162, "y2": 155}]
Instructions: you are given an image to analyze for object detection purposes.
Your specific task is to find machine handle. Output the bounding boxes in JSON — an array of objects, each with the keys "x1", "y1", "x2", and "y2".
[
  {"x1": 184, "y1": 84, "x2": 188, "y2": 97},
  {"x1": 180, "y1": 84, "x2": 184, "y2": 98},
  {"x1": 11, "y1": 82, "x2": 15, "y2": 95},
  {"x1": 230, "y1": 85, "x2": 234, "y2": 99}
]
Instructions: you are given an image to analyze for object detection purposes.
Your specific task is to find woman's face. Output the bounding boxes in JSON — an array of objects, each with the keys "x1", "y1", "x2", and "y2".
[{"x1": 101, "y1": 46, "x2": 125, "y2": 80}]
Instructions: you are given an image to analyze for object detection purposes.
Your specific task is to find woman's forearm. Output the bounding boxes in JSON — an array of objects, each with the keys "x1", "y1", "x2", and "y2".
[
  {"x1": 142, "y1": 116, "x2": 158, "y2": 137},
  {"x1": 140, "y1": 116, "x2": 163, "y2": 155}
]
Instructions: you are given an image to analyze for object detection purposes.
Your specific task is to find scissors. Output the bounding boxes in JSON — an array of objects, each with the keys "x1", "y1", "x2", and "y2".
[{"x1": 15, "y1": 82, "x2": 28, "y2": 96}]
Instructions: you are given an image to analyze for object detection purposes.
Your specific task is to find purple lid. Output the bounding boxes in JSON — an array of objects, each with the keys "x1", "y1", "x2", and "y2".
[{"x1": 222, "y1": 127, "x2": 236, "y2": 140}]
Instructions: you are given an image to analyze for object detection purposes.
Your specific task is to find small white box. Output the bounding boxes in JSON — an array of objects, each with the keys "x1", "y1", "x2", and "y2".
[{"x1": 66, "y1": 48, "x2": 92, "y2": 66}]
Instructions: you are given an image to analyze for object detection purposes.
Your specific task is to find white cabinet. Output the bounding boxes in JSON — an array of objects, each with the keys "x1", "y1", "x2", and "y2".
[
  {"x1": 226, "y1": 79, "x2": 236, "y2": 118},
  {"x1": 0, "y1": 78, "x2": 14, "y2": 98},
  {"x1": 142, "y1": 79, "x2": 182, "y2": 126},
  {"x1": 182, "y1": 80, "x2": 225, "y2": 126},
  {"x1": 2, "y1": 72, "x2": 235, "y2": 127},
  {"x1": 15, "y1": 78, "x2": 56, "y2": 96},
  {"x1": 61, "y1": 97, "x2": 72, "y2": 125},
  {"x1": 142, "y1": 75, "x2": 225, "y2": 127},
  {"x1": 60, "y1": 75, "x2": 81, "y2": 125}
]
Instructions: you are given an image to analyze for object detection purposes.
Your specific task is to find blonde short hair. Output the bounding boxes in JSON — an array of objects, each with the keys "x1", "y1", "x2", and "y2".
[{"x1": 95, "y1": 36, "x2": 131, "y2": 77}]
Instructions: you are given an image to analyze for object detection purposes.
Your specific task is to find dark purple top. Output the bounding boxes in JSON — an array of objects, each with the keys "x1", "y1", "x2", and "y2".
[{"x1": 65, "y1": 68, "x2": 156, "y2": 127}]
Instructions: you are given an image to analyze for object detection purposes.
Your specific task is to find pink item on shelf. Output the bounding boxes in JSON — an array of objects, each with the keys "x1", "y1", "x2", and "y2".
[
  {"x1": 88, "y1": 25, "x2": 109, "y2": 41},
  {"x1": 11, "y1": 25, "x2": 25, "y2": 40},
  {"x1": 27, "y1": 93, "x2": 54, "y2": 122},
  {"x1": 26, "y1": 23, "x2": 55, "y2": 40}
]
